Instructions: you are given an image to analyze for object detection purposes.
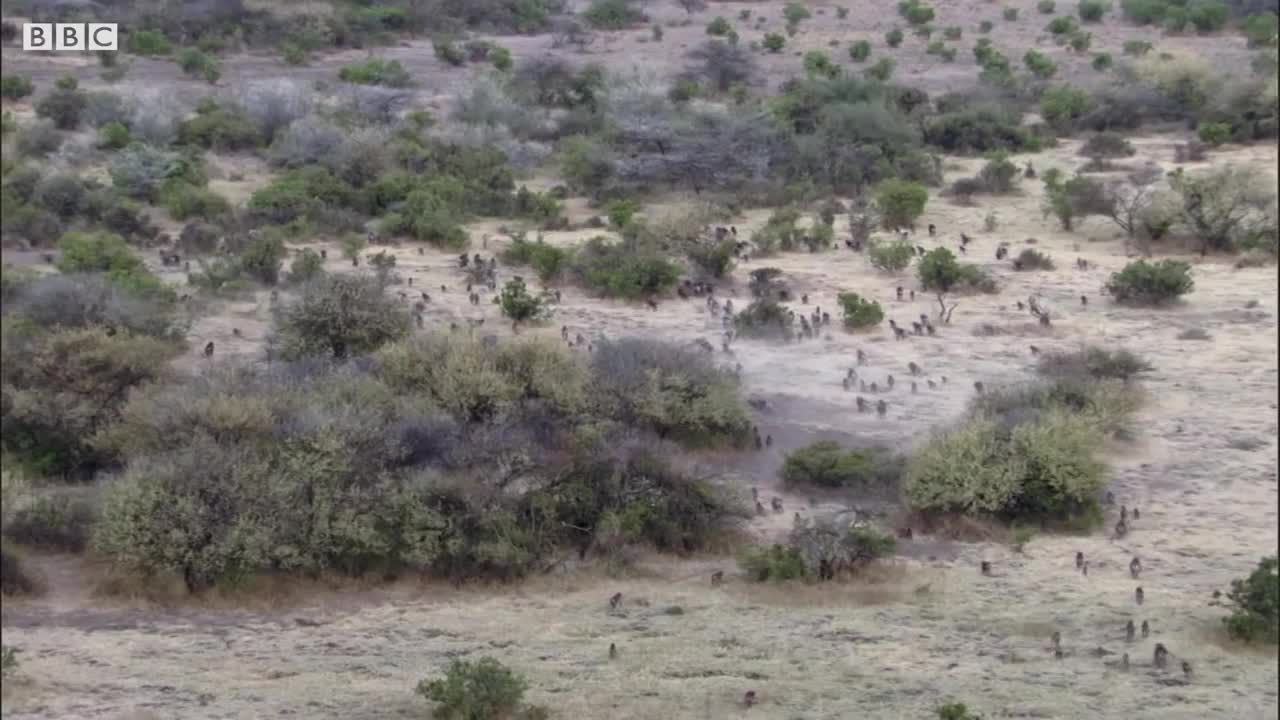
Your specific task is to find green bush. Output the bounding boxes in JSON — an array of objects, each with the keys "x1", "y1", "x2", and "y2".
[
  {"x1": 503, "y1": 235, "x2": 572, "y2": 283},
  {"x1": 490, "y1": 45, "x2": 514, "y2": 71},
  {"x1": 1222, "y1": 556, "x2": 1279, "y2": 644},
  {"x1": 500, "y1": 278, "x2": 550, "y2": 326},
  {"x1": 160, "y1": 182, "x2": 231, "y2": 222},
  {"x1": 3, "y1": 493, "x2": 96, "y2": 552},
  {"x1": 128, "y1": 29, "x2": 173, "y2": 56},
  {"x1": 433, "y1": 37, "x2": 467, "y2": 67},
  {"x1": 417, "y1": 657, "x2": 543, "y2": 720},
  {"x1": 1047, "y1": 16, "x2": 1079, "y2": 34},
  {"x1": 1003, "y1": 7, "x2": 1019, "y2": 20},
  {"x1": 1, "y1": 644, "x2": 17, "y2": 675},
  {"x1": 289, "y1": 248, "x2": 325, "y2": 284},
  {"x1": 782, "y1": 441, "x2": 895, "y2": 488},
  {"x1": 867, "y1": 239, "x2": 915, "y2": 272},
  {"x1": 583, "y1": 0, "x2": 647, "y2": 29},
  {"x1": 176, "y1": 48, "x2": 218, "y2": 80},
  {"x1": 34, "y1": 81, "x2": 86, "y2": 130},
  {"x1": 176, "y1": 102, "x2": 261, "y2": 151},
  {"x1": 707, "y1": 16, "x2": 732, "y2": 36},
  {"x1": 0, "y1": 75, "x2": 34, "y2": 100},
  {"x1": 239, "y1": 231, "x2": 288, "y2": 285},
  {"x1": 1092, "y1": 52, "x2": 1113, "y2": 71},
  {"x1": 1036, "y1": 346, "x2": 1152, "y2": 382},
  {"x1": 804, "y1": 51, "x2": 842, "y2": 79},
  {"x1": 918, "y1": 246, "x2": 995, "y2": 297},
  {"x1": 570, "y1": 236, "x2": 680, "y2": 300},
  {"x1": 849, "y1": 39, "x2": 872, "y2": 61},
  {"x1": 1123, "y1": 39, "x2": 1154, "y2": 55},
  {"x1": 864, "y1": 56, "x2": 896, "y2": 80},
  {"x1": 764, "y1": 32, "x2": 786, "y2": 52},
  {"x1": 56, "y1": 231, "x2": 170, "y2": 298},
  {"x1": 978, "y1": 20, "x2": 994, "y2": 32},
  {"x1": 274, "y1": 272, "x2": 411, "y2": 359},
  {"x1": 248, "y1": 166, "x2": 355, "y2": 225},
  {"x1": 1069, "y1": 30, "x2": 1093, "y2": 51},
  {"x1": 886, "y1": 27, "x2": 905, "y2": 47},
  {"x1": 1038, "y1": 0, "x2": 1057, "y2": 12},
  {"x1": 686, "y1": 238, "x2": 737, "y2": 279},
  {"x1": 1039, "y1": 84, "x2": 1093, "y2": 130},
  {"x1": 1198, "y1": 121, "x2": 1232, "y2": 146},
  {"x1": 1080, "y1": 132, "x2": 1135, "y2": 160},
  {"x1": 338, "y1": 57, "x2": 413, "y2": 87},
  {"x1": 899, "y1": 0, "x2": 936, "y2": 25},
  {"x1": 1187, "y1": 0, "x2": 1228, "y2": 32},
  {"x1": 1244, "y1": 13, "x2": 1279, "y2": 48},
  {"x1": 937, "y1": 703, "x2": 986, "y2": 720},
  {"x1": 1078, "y1": 0, "x2": 1109, "y2": 22},
  {"x1": 1013, "y1": 248, "x2": 1055, "y2": 270},
  {"x1": 785, "y1": 2, "x2": 813, "y2": 25},
  {"x1": 1024, "y1": 49, "x2": 1058, "y2": 78},
  {"x1": 1104, "y1": 259, "x2": 1194, "y2": 304},
  {"x1": 875, "y1": 179, "x2": 928, "y2": 230},
  {"x1": 97, "y1": 121, "x2": 130, "y2": 149},
  {"x1": 835, "y1": 292, "x2": 885, "y2": 329},
  {"x1": 740, "y1": 543, "x2": 808, "y2": 581}
]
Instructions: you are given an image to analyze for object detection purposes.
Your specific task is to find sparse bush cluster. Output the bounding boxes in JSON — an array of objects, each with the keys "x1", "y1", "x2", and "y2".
[
  {"x1": 1221, "y1": 556, "x2": 1279, "y2": 644},
  {"x1": 742, "y1": 516, "x2": 896, "y2": 581}
]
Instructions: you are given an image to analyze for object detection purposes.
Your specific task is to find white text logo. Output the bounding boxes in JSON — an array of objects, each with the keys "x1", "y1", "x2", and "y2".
[{"x1": 22, "y1": 23, "x2": 118, "y2": 51}]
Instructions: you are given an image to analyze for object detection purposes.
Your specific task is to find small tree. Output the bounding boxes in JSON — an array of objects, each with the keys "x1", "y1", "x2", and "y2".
[
  {"x1": 1080, "y1": 132, "x2": 1136, "y2": 168},
  {"x1": 1104, "y1": 259, "x2": 1194, "y2": 305},
  {"x1": 499, "y1": 278, "x2": 550, "y2": 329},
  {"x1": 1167, "y1": 167, "x2": 1277, "y2": 255},
  {"x1": 886, "y1": 28, "x2": 905, "y2": 47},
  {"x1": 867, "y1": 239, "x2": 915, "y2": 272},
  {"x1": 918, "y1": 247, "x2": 963, "y2": 321},
  {"x1": 763, "y1": 33, "x2": 786, "y2": 52},
  {"x1": 239, "y1": 232, "x2": 287, "y2": 284},
  {"x1": 1103, "y1": 164, "x2": 1161, "y2": 246},
  {"x1": 416, "y1": 657, "x2": 541, "y2": 720},
  {"x1": 836, "y1": 292, "x2": 885, "y2": 329},
  {"x1": 275, "y1": 273, "x2": 410, "y2": 359},
  {"x1": 849, "y1": 40, "x2": 872, "y2": 62},
  {"x1": 1221, "y1": 556, "x2": 1279, "y2": 644},
  {"x1": 1023, "y1": 49, "x2": 1057, "y2": 79},
  {"x1": 1042, "y1": 173, "x2": 1109, "y2": 231},
  {"x1": 875, "y1": 179, "x2": 928, "y2": 230}
]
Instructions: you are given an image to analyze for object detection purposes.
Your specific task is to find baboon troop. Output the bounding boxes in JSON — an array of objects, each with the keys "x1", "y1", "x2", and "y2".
[{"x1": 609, "y1": 592, "x2": 622, "y2": 610}]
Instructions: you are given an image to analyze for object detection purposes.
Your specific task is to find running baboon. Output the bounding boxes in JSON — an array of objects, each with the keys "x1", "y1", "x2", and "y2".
[
  {"x1": 916, "y1": 245, "x2": 926, "y2": 256},
  {"x1": 941, "y1": 376, "x2": 947, "y2": 384},
  {"x1": 609, "y1": 643, "x2": 617, "y2": 659},
  {"x1": 1135, "y1": 586, "x2": 1144, "y2": 605},
  {"x1": 1015, "y1": 300, "x2": 1024, "y2": 311},
  {"x1": 870, "y1": 381, "x2": 878, "y2": 393},
  {"x1": 1082, "y1": 561, "x2": 1089, "y2": 576},
  {"x1": 876, "y1": 399, "x2": 887, "y2": 417},
  {"x1": 1052, "y1": 631, "x2": 1061, "y2": 650},
  {"x1": 927, "y1": 380, "x2": 937, "y2": 389},
  {"x1": 756, "y1": 500, "x2": 766, "y2": 515},
  {"x1": 802, "y1": 293, "x2": 809, "y2": 304},
  {"x1": 1121, "y1": 505, "x2": 1128, "y2": 522},
  {"x1": 847, "y1": 367, "x2": 856, "y2": 380},
  {"x1": 1024, "y1": 161, "x2": 1036, "y2": 179},
  {"x1": 886, "y1": 375, "x2": 895, "y2": 389},
  {"x1": 974, "y1": 381, "x2": 984, "y2": 394},
  {"x1": 609, "y1": 592, "x2": 622, "y2": 610},
  {"x1": 765, "y1": 434, "x2": 773, "y2": 448},
  {"x1": 771, "y1": 497, "x2": 783, "y2": 512},
  {"x1": 743, "y1": 691, "x2": 757, "y2": 708},
  {"x1": 909, "y1": 290, "x2": 915, "y2": 301},
  {"x1": 1130, "y1": 557, "x2": 1142, "y2": 579},
  {"x1": 1153, "y1": 643, "x2": 1168, "y2": 669},
  {"x1": 1182, "y1": 660, "x2": 1192, "y2": 678},
  {"x1": 1029, "y1": 345, "x2": 1040, "y2": 356},
  {"x1": 1132, "y1": 507, "x2": 1139, "y2": 520},
  {"x1": 562, "y1": 325, "x2": 569, "y2": 340},
  {"x1": 995, "y1": 246, "x2": 1008, "y2": 261},
  {"x1": 980, "y1": 560, "x2": 992, "y2": 576},
  {"x1": 822, "y1": 311, "x2": 830, "y2": 325},
  {"x1": 555, "y1": 290, "x2": 562, "y2": 302},
  {"x1": 1115, "y1": 517, "x2": 1129, "y2": 538},
  {"x1": 925, "y1": 323, "x2": 935, "y2": 336},
  {"x1": 856, "y1": 349, "x2": 867, "y2": 365},
  {"x1": 450, "y1": 322, "x2": 458, "y2": 332},
  {"x1": 203, "y1": 341, "x2": 214, "y2": 359},
  {"x1": 896, "y1": 286, "x2": 904, "y2": 301},
  {"x1": 1141, "y1": 620, "x2": 1149, "y2": 638},
  {"x1": 958, "y1": 244, "x2": 967, "y2": 255},
  {"x1": 1120, "y1": 653, "x2": 1129, "y2": 670},
  {"x1": 711, "y1": 570, "x2": 724, "y2": 586},
  {"x1": 1126, "y1": 619, "x2": 1136, "y2": 642},
  {"x1": 417, "y1": 247, "x2": 424, "y2": 255},
  {"x1": 856, "y1": 396, "x2": 868, "y2": 412},
  {"x1": 1076, "y1": 551, "x2": 1085, "y2": 569},
  {"x1": 1105, "y1": 491, "x2": 1115, "y2": 505},
  {"x1": 928, "y1": 224, "x2": 936, "y2": 237},
  {"x1": 1080, "y1": 295, "x2": 1087, "y2": 306}
]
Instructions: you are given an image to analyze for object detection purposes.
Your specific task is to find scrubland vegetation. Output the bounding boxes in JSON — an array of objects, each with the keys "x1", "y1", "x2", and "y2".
[{"x1": 0, "y1": 0, "x2": 1277, "y2": 716}]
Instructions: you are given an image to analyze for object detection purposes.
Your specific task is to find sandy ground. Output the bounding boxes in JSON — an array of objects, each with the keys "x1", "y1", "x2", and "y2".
[{"x1": 2, "y1": 131, "x2": 1277, "y2": 719}]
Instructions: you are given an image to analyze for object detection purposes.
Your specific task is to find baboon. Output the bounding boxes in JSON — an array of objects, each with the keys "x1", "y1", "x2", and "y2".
[
  {"x1": 1120, "y1": 505, "x2": 1128, "y2": 522},
  {"x1": 1076, "y1": 257, "x2": 1088, "y2": 270},
  {"x1": 1104, "y1": 491, "x2": 1115, "y2": 505},
  {"x1": 1076, "y1": 551, "x2": 1085, "y2": 569},
  {"x1": 801, "y1": 293, "x2": 809, "y2": 305},
  {"x1": 765, "y1": 434, "x2": 773, "y2": 448},
  {"x1": 1080, "y1": 295, "x2": 1087, "y2": 306},
  {"x1": 842, "y1": 377, "x2": 850, "y2": 391},
  {"x1": 1024, "y1": 161, "x2": 1036, "y2": 179},
  {"x1": 822, "y1": 311, "x2": 830, "y2": 325},
  {"x1": 609, "y1": 592, "x2": 623, "y2": 610},
  {"x1": 555, "y1": 290, "x2": 562, "y2": 302},
  {"x1": 886, "y1": 375, "x2": 894, "y2": 389},
  {"x1": 232, "y1": 328, "x2": 242, "y2": 338},
  {"x1": 1016, "y1": 300, "x2": 1024, "y2": 311},
  {"x1": 753, "y1": 427, "x2": 763, "y2": 450},
  {"x1": 440, "y1": 285, "x2": 447, "y2": 293},
  {"x1": 1132, "y1": 507, "x2": 1139, "y2": 520},
  {"x1": 415, "y1": 314, "x2": 424, "y2": 329},
  {"x1": 562, "y1": 325, "x2": 569, "y2": 340},
  {"x1": 352, "y1": 257, "x2": 359, "y2": 267},
  {"x1": 893, "y1": 326, "x2": 907, "y2": 340},
  {"x1": 184, "y1": 261, "x2": 190, "y2": 271},
  {"x1": 203, "y1": 341, "x2": 214, "y2": 359},
  {"x1": 915, "y1": 245, "x2": 926, "y2": 256},
  {"x1": 576, "y1": 333, "x2": 585, "y2": 345},
  {"x1": 960, "y1": 233, "x2": 971, "y2": 247},
  {"x1": 974, "y1": 381, "x2": 984, "y2": 394},
  {"x1": 870, "y1": 382, "x2": 878, "y2": 393},
  {"x1": 1054, "y1": 647, "x2": 1064, "y2": 659},
  {"x1": 856, "y1": 396, "x2": 868, "y2": 412},
  {"x1": 1052, "y1": 631, "x2": 1061, "y2": 650},
  {"x1": 1153, "y1": 643, "x2": 1168, "y2": 669},
  {"x1": 927, "y1": 380, "x2": 937, "y2": 389},
  {"x1": 450, "y1": 322, "x2": 458, "y2": 332},
  {"x1": 1082, "y1": 561, "x2": 1089, "y2": 576},
  {"x1": 925, "y1": 322, "x2": 936, "y2": 336},
  {"x1": 731, "y1": 226, "x2": 737, "y2": 236},
  {"x1": 1029, "y1": 345, "x2": 1040, "y2": 356},
  {"x1": 1182, "y1": 660, "x2": 1192, "y2": 678},
  {"x1": 875, "y1": 399, "x2": 887, "y2": 417},
  {"x1": 751, "y1": 487, "x2": 759, "y2": 501},
  {"x1": 958, "y1": 244, "x2": 967, "y2": 255},
  {"x1": 1120, "y1": 653, "x2": 1129, "y2": 670},
  {"x1": 417, "y1": 247, "x2": 424, "y2": 255},
  {"x1": 1126, "y1": 619, "x2": 1136, "y2": 642},
  {"x1": 647, "y1": 299, "x2": 658, "y2": 311},
  {"x1": 1115, "y1": 517, "x2": 1129, "y2": 538},
  {"x1": 980, "y1": 560, "x2": 992, "y2": 576},
  {"x1": 609, "y1": 643, "x2": 617, "y2": 660},
  {"x1": 910, "y1": 290, "x2": 915, "y2": 301},
  {"x1": 940, "y1": 376, "x2": 947, "y2": 384},
  {"x1": 1141, "y1": 620, "x2": 1149, "y2": 638},
  {"x1": 896, "y1": 527, "x2": 913, "y2": 539},
  {"x1": 1135, "y1": 586, "x2": 1144, "y2": 605},
  {"x1": 711, "y1": 570, "x2": 724, "y2": 586},
  {"x1": 911, "y1": 381, "x2": 917, "y2": 393},
  {"x1": 896, "y1": 286, "x2": 903, "y2": 301},
  {"x1": 743, "y1": 690, "x2": 757, "y2": 708},
  {"x1": 912, "y1": 321, "x2": 923, "y2": 335},
  {"x1": 755, "y1": 500, "x2": 766, "y2": 515},
  {"x1": 995, "y1": 246, "x2": 1008, "y2": 261},
  {"x1": 856, "y1": 349, "x2": 867, "y2": 365},
  {"x1": 1130, "y1": 557, "x2": 1142, "y2": 579},
  {"x1": 928, "y1": 224, "x2": 936, "y2": 237},
  {"x1": 908, "y1": 362, "x2": 921, "y2": 376},
  {"x1": 771, "y1": 497, "x2": 783, "y2": 513}
]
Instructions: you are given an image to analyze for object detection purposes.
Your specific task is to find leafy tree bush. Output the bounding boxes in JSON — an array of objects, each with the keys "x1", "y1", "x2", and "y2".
[
  {"x1": 1013, "y1": 248, "x2": 1055, "y2": 270},
  {"x1": 433, "y1": 37, "x2": 467, "y2": 67},
  {"x1": 338, "y1": 58, "x2": 413, "y2": 87},
  {"x1": 176, "y1": 48, "x2": 219, "y2": 81},
  {"x1": 875, "y1": 179, "x2": 928, "y2": 229},
  {"x1": 239, "y1": 231, "x2": 288, "y2": 284},
  {"x1": 744, "y1": 517, "x2": 896, "y2": 581},
  {"x1": 583, "y1": 0, "x2": 647, "y2": 29},
  {"x1": 15, "y1": 119, "x2": 63, "y2": 156},
  {"x1": 1187, "y1": 0, "x2": 1228, "y2": 32},
  {"x1": 500, "y1": 278, "x2": 551, "y2": 327},
  {"x1": 836, "y1": 292, "x2": 885, "y2": 330},
  {"x1": 34, "y1": 77, "x2": 87, "y2": 130},
  {"x1": 735, "y1": 299, "x2": 795, "y2": 339},
  {"x1": 804, "y1": 51, "x2": 842, "y2": 80},
  {"x1": 570, "y1": 236, "x2": 680, "y2": 300},
  {"x1": 416, "y1": 657, "x2": 544, "y2": 720},
  {"x1": 97, "y1": 120, "x2": 131, "y2": 149},
  {"x1": 1078, "y1": 0, "x2": 1110, "y2": 22},
  {"x1": 56, "y1": 232, "x2": 170, "y2": 298},
  {"x1": 1166, "y1": 166, "x2": 1277, "y2": 254},
  {"x1": 127, "y1": 30, "x2": 172, "y2": 56},
  {"x1": 0, "y1": 75, "x2": 33, "y2": 100},
  {"x1": 899, "y1": 0, "x2": 936, "y2": 25},
  {"x1": 1123, "y1": 39, "x2": 1154, "y2": 55},
  {"x1": 686, "y1": 238, "x2": 737, "y2": 279},
  {"x1": 937, "y1": 703, "x2": 986, "y2": 720},
  {"x1": 1042, "y1": 172, "x2": 1110, "y2": 230},
  {"x1": 976, "y1": 151, "x2": 1019, "y2": 192},
  {"x1": 273, "y1": 273, "x2": 411, "y2": 359},
  {"x1": 1104, "y1": 259, "x2": 1194, "y2": 304},
  {"x1": 1036, "y1": 346, "x2": 1152, "y2": 382},
  {"x1": 1040, "y1": 84, "x2": 1093, "y2": 131},
  {"x1": 1080, "y1": 132, "x2": 1136, "y2": 163},
  {"x1": 3, "y1": 493, "x2": 96, "y2": 552},
  {"x1": 1221, "y1": 556, "x2": 1279, "y2": 644},
  {"x1": 849, "y1": 39, "x2": 872, "y2": 61},
  {"x1": 706, "y1": 16, "x2": 731, "y2": 36},
  {"x1": 867, "y1": 239, "x2": 915, "y2": 272},
  {"x1": 503, "y1": 235, "x2": 572, "y2": 283},
  {"x1": 782, "y1": 441, "x2": 896, "y2": 488},
  {"x1": 1024, "y1": 49, "x2": 1058, "y2": 78},
  {"x1": 1197, "y1": 121, "x2": 1232, "y2": 146},
  {"x1": 1069, "y1": 29, "x2": 1093, "y2": 51},
  {"x1": 886, "y1": 27, "x2": 905, "y2": 47},
  {"x1": 1244, "y1": 13, "x2": 1279, "y2": 48},
  {"x1": 1004, "y1": 7, "x2": 1019, "y2": 20},
  {"x1": 1092, "y1": 52, "x2": 1113, "y2": 71},
  {"x1": 160, "y1": 182, "x2": 231, "y2": 222},
  {"x1": 177, "y1": 101, "x2": 262, "y2": 151},
  {"x1": 918, "y1": 247, "x2": 995, "y2": 319},
  {"x1": 764, "y1": 33, "x2": 786, "y2": 52},
  {"x1": 740, "y1": 543, "x2": 808, "y2": 581}
]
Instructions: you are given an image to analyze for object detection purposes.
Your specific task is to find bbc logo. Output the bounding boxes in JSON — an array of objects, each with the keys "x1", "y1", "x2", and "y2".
[{"x1": 22, "y1": 23, "x2": 118, "y2": 51}]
